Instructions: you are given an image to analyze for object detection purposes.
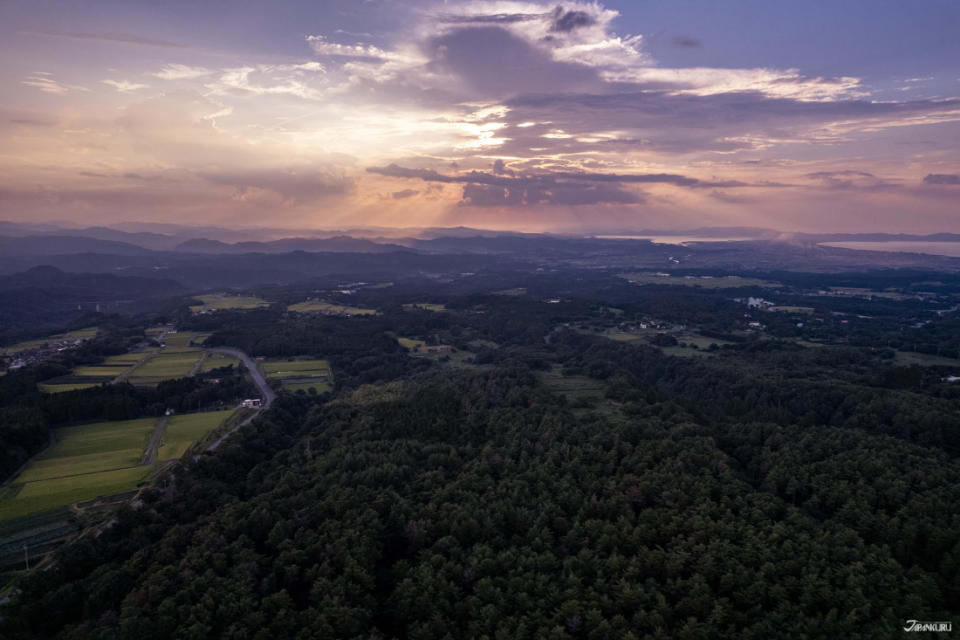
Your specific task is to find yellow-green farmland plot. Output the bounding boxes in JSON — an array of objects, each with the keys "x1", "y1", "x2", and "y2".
[
  {"x1": 0, "y1": 418, "x2": 157, "y2": 520},
  {"x1": 189, "y1": 294, "x2": 268, "y2": 313},
  {"x1": 262, "y1": 358, "x2": 332, "y2": 394},
  {"x1": 127, "y1": 351, "x2": 204, "y2": 386},
  {"x1": 288, "y1": 301, "x2": 377, "y2": 315},
  {"x1": 157, "y1": 409, "x2": 235, "y2": 461},
  {"x1": 39, "y1": 350, "x2": 156, "y2": 393},
  {"x1": 402, "y1": 303, "x2": 446, "y2": 312}
]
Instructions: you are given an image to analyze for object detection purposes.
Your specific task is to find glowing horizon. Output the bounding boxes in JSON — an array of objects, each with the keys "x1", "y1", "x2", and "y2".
[{"x1": 2, "y1": 0, "x2": 959, "y2": 233}]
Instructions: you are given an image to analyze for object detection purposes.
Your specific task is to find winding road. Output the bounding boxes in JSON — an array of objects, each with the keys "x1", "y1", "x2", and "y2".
[{"x1": 205, "y1": 347, "x2": 277, "y2": 451}]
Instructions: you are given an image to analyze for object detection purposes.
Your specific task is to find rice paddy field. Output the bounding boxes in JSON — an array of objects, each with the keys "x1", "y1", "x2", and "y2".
[
  {"x1": 287, "y1": 301, "x2": 377, "y2": 315},
  {"x1": 0, "y1": 409, "x2": 237, "y2": 521},
  {"x1": 189, "y1": 294, "x2": 269, "y2": 313},
  {"x1": 38, "y1": 332, "x2": 214, "y2": 392},
  {"x1": 38, "y1": 350, "x2": 156, "y2": 393},
  {"x1": 262, "y1": 358, "x2": 332, "y2": 394},
  {"x1": 125, "y1": 332, "x2": 209, "y2": 386},
  {"x1": 127, "y1": 353, "x2": 201, "y2": 385},
  {"x1": 156, "y1": 409, "x2": 236, "y2": 461},
  {"x1": 0, "y1": 418, "x2": 157, "y2": 520}
]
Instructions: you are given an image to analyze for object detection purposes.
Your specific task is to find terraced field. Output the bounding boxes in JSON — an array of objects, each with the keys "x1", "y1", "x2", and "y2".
[
  {"x1": 287, "y1": 301, "x2": 377, "y2": 315},
  {"x1": 262, "y1": 358, "x2": 332, "y2": 394}
]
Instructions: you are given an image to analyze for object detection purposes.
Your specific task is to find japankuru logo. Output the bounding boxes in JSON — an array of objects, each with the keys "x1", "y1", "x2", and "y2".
[{"x1": 903, "y1": 620, "x2": 952, "y2": 632}]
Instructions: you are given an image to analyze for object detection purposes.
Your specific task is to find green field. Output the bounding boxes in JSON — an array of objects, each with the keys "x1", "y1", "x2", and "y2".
[
  {"x1": 199, "y1": 353, "x2": 239, "y2": 372},
  {"x1": 0, "y1": 467, "x2": 153, "y2": 520},
  {"x1": 37, "y1": 382, "x2": 101, "y2": 393},
  {"x1": 770, "y1": 306, "x2": 816, "y2": 314},
  {"x1": 893, "y1": 351, "x2": 960, "y2": 367},
  {"x1": 262, "y1": 359, "x2": 331, "y2": 377},
  {"x1": 620, "y1": 273, "x2": 780, "y2": 289},
  {"x1": 127, "y1": 351, "x2": 204, "y2": 386},
  {"x1": 39, "y1": 350, "x2": 156, "y2": 393},
  {"x1": 288, "y1": 301, "x2": 377, "y2": 315},
  {"x1": 403, "y1": 303, "x2": 446, "y2": 312},
  {"x1": 262, "y1": 358, "x2": 332, "y2": 394},
  {"x1": 0, "y1": 417, "x2": 158, "y2": 520},
  {"x1": 539, "y1": 366, "x2": 607, "y2": 400},
  {"x1": 189, "y1": 294, "x2": 268, "y2": 313},
  {"x1": 398, "y1": 337, "x2": 427, "y2": 350},
  {"x1": 1, "y1": 327, "x2": 98, "y2": 356},
  {"x1": 0, "y1": 408, "x2": 240, "y2": 520},
  {"x1": 157, "y1": 410, "x2": 235, "y2": 461}
]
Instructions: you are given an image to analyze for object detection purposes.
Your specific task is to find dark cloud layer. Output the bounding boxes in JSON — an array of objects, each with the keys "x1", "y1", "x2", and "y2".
[
  {"x1": 424, "y1": 26, "x2": 599, "y2": 97},
  {"x1": 366, "y1": 163, "x2": 786, "y2": 206},
  {"x1": 924, "y1": 173, "x2": 960, "y2": 185},
  {"x1": 549, "y1": 8, "x2": 596, "y2": 33}
]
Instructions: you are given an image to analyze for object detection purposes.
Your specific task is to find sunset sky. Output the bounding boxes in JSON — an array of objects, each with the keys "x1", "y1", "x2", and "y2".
[{"x1": 2, "y1": 0, "x2": 959, "y2": 233}]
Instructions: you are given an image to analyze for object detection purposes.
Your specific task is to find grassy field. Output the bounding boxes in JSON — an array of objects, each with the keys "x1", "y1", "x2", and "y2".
[
  {"x1": 0, "y1": 407, "x2": 241, "y2": 520},
  {"x1": 539, "y1": 365, "x2": 607, "y2": 400},
  {"x1": 37, "y1": 382, "x2": 101, "y2": 393},
  {"x1": 189, "y1": 294, "x2": 268, "y2": 313},
  {"x1": 0, "y1": 417, "x2": 158, "y2": 520},
  {"x1": 620, "y1": 273, "x2": 780, "y2": 289},
  {"x1": 0, "y1": 467, "x2": 153, "y2": 520},
  {"x1": 199, "y1": 352, "x2": 239, "y2": 372},
  {"x1": 398, "y1": 337, "x2": 427, "y2": 350},
  {"x1": 127, "y1": 351, "x2": 203, "y2": 386},
  {"x1": 39, "y1": 350, "x2": 156, "y2": 393},
  {"x1": 893, "y1": 351, "x2": 960, "y2": 367},
  {"x1": 262, "y1": 358, "x2": 332, "y2": 394},
  {"x1": 157, "y1": 410, "x2": 235, "y2": 461},
  {"x1": 163, "y1": 331, "x2": 209, "y2": 348},
  {"x1": 593, "y1": 327, "x2": 729, "y2": 351},
  {"x1": 1, "y1": 327, "x2": 98, "y2": 356},
  {"x1": 288, "y1": 301, "x2": 377, "y2": 315},
  {"x1": 403, "y1": 303, "x2": 446, "y2": 312},
  {"x1": 770, "y1": 306, "x2": 816, "y2": 314}
]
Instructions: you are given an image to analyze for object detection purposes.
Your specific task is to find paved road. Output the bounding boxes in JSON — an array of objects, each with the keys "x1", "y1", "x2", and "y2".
[
  {"x1": 141, "y1": 416, "x2": 168, "y2": 465},
  {"x1": 205, "y1": 347, "x2": 276, "y2": 451}
]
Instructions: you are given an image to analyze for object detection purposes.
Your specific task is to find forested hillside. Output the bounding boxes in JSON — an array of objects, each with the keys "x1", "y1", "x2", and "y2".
[{"x1": 3, "y1": 299, "x2": 958, "y2": 638}]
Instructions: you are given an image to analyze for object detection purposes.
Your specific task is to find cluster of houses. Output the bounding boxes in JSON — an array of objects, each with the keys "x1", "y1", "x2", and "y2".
[{"x1": 1, "y1": 336, "x2": 91, "y2": 372}]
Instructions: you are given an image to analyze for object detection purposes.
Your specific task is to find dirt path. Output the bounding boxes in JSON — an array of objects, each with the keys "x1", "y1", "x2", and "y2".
[{"x1": 141, "y1": 416, "x2": 168, "y2": 465}]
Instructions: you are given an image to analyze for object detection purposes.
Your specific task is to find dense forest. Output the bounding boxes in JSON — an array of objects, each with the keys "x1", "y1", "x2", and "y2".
[{"x1": 2, "y1": 279, "x2": 959, "y2": 638}]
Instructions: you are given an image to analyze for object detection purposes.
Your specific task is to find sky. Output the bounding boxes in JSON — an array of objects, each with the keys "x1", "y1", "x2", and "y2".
[{"x1": 1, "y1": 0, "x2": 959, "y2": 234}]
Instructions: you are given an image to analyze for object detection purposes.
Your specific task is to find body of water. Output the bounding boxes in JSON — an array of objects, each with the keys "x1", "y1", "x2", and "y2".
[
  {"x1": 596, "y1": 235, "x2": 757, "y2": 244},
  {"x1": 820, "y1": 241, "x2": 960, "y2": 257}
]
